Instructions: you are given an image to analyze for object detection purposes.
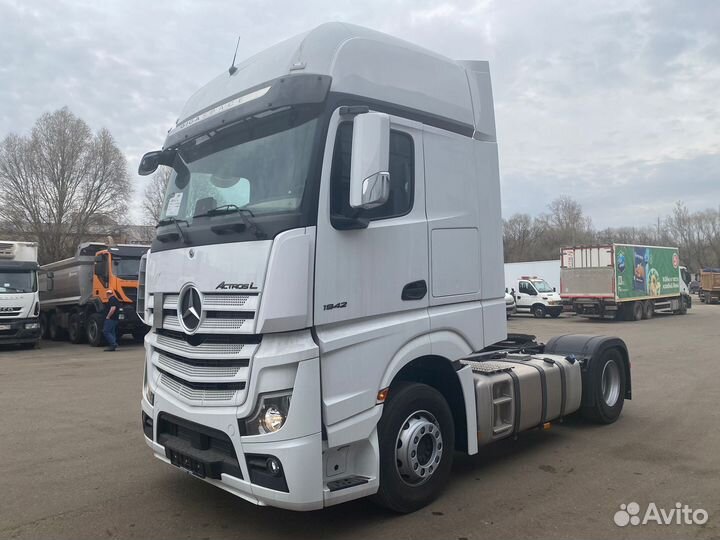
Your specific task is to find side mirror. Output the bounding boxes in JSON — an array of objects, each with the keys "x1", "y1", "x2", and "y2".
[
  {"x1": 553, "y1": 287, "x2": 557, "y2": 292},
  {"x1": 138, "y1": 149, "x2": 176, "y2": 176},
  {"x1": 349, "y1": 112, "x2": 390, "y2": 209}
]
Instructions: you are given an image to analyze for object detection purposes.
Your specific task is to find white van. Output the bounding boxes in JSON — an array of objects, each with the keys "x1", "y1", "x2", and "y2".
[{"x1": 510, "y1": 276, "x2": 563, "y2": 318}]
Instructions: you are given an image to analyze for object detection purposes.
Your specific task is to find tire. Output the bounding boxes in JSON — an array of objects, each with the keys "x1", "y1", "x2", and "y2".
[
  {"x1": 39, "y1": 312, "x2": 50, "y2": 339},
  {"x1": 48, "y1": 313, "x2": 66, "y2": 341},
  {"x1": 630, "y1": 302, "x2": 643, "y2": 321},
  {"x1": 642, "y1": 301, "x2": 653, "y2": 320},
  {"x1": 581, "y1": 348, "x2": 626, "y2": 424},
  {"x1": 86, "y1": 313, "x2": 105, "y2": 347},
  {"x1": 373, "y1": 382, "x2": 455, "y2": 513},
  {"x1": 550, "y1": 310, "x2": 561, "y2": 318},
  {"x1": 68, "y1": 314, "x2": 85, "y2": 344},
  {"x1": 532, "y1": 304, "x2": 547, "y2": 318}
]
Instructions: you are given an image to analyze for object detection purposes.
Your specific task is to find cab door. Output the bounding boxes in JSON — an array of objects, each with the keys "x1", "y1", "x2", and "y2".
[
  {"x1": 515, "y1": 280, "x2": 537, "y2": 311},
  {"x1": 314, "y1": 110, "x2": 429, "y2": 429}
]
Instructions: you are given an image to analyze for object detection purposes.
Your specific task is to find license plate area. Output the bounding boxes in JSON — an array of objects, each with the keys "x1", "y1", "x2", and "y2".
[
  {"x1": 168, "y1": 449, "x2": 206, "y2": 478},
  {"x1": 0, "y1": 324, "x2": 10, "y2": 331}
]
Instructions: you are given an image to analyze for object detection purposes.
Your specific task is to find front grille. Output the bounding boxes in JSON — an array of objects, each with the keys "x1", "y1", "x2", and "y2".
[
  {"x1": 151, "y1": 290, "x2": 261, "y2": 407},
  {"x1": 0, "y1": 308, "x2": 22, "y2": 318},
  {"x1": 157, "y1": 350, "x2": 248, "y2": 378},
  {"x1": 159, "y1": 369, "x2": 243, "y2": 402}
]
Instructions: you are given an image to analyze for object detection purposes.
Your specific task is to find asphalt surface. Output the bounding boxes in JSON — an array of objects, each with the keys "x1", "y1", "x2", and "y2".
[{"x1": 1, "y1": 303, "x2": 719, "y2": 539}]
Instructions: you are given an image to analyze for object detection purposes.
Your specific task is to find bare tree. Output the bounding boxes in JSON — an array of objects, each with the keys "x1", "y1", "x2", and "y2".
[
  {"x1": 143, "y1": 166, "x2": 172, "y2": 225},
  {"x1": 0, "y1": 108, "x2": 130, "y2": 263}
]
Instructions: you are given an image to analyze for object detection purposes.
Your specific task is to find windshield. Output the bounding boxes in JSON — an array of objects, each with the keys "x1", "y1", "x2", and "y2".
[
  {"x1": 532, "y1": 280, "x2": 554, "y2": 293},
  {"x1": 0, "y1": 270, "x2": 37, "y2": 293},
  {"x1": 112, "y1": 256, "x2": 141, "y2": 280},
  {"x1": 160, "y1": 110, "x2": 319, "y2": 224}
]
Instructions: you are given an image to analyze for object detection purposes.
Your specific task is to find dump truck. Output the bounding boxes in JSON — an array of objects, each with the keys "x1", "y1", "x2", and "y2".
[
  {"x1": 560, "y1": 244, "x2": 692, "y2": 320},
  {"x1": 699, "y1": 268, "x2": 720, "y2": 304},
  {"x1": 136, "y1": 22, "x2": 631, "y2": 513},
  {"x1": 39, "y1": 242, "x2": 149, "y2": 345},
  {"x1": 0, "y1": 241, "x2": 41, "y2": 348}
]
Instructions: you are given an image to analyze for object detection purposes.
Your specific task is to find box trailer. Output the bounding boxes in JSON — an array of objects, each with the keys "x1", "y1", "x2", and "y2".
[
  {"x1": 699, "y1": 268, "x2": 720, "y2": 304},
  {"x1": 39, "y1": 242, "x2": 149, "y2": 345},
  {"x1": 560, "y1": 244, "x2": 692, "y2": 320}
]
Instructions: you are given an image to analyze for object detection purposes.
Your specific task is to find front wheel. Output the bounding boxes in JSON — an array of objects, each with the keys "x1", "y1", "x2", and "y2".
[
  {"x1": 68, "y1": 314, "x2": 85, "y2": 344},
  {"x1": 373, "y1": 382, "x2": 455, "y2": 513},
  {"x1": 86, "y1": 313, "x2": 105, "y2": 347},
  {"x1": 533, "y1": 305, "x2": 547, "y2": 318}
]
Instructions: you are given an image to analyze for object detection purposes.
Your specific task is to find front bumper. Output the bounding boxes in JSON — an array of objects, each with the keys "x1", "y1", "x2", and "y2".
[
  {"x1": 142, "y1": 351, "x2": 325, "y2": 511},
  {"x1": 0, "y1": 317, "x2": 41, "y2": 344}
]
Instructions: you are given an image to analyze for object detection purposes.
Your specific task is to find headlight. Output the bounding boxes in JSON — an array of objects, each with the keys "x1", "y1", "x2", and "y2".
[
  {"x1": 25, "y1": 322, "x2": 40, "y2": 329},
  {"x1": 243, "y1": 392, "x2": 292, "y2": 435}
]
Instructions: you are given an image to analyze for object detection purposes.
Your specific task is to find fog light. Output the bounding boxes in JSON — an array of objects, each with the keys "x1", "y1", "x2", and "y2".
[
  {"x1": 25, "y1": 322, "x2": 40, "y2": 329},
  {"x1": 261, "y1": 406, "x2": 286, "y2": 433},
  {"x1": 266, "y1": 457, "x2": 282, "y2": 476}
]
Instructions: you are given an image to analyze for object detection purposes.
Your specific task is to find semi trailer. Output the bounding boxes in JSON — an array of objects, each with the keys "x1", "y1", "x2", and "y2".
[
  {"x1": 699, "y1": 268, "x2": 720, "y2": 304},
  {"x1": 137, "y1": 22, "x2": 631, "y2": 513},
  {"x1": 39, "y1": 242, "x2": 149, "y2": 346},
  {"x1": 560, "y1": 244, "x2": 692, "y2": 320},
  {"x1": 0, "y1": 241, "x2": 41, "y2": 348}
]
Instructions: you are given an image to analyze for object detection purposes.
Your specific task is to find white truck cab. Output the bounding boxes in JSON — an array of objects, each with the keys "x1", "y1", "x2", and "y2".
[
  {"x1": 137, "y1": 23, "x2": 630, "y2": 513},
  {"x1": 510, "y1": 276, "x2": 563, "y2": 318},
  {"x1": 0, "y1": 241, "x2": 41, "y2": 348}
]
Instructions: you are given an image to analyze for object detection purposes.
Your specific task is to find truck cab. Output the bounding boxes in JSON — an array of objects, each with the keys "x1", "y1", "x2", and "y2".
[
  {"x1": 511, "y1": 276, "x2": 563, "y2": 318},
  {"x1": 0, "y1": 241, "x2": 41, "y2": 348},
  {"x1": 137, "y1": 23, "x2": 629, "y2": 513}
]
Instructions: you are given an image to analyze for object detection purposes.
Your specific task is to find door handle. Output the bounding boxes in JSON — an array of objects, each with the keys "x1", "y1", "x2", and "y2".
[{"x1": 402, "y1": 280, "x2": 427, "y2": 301}]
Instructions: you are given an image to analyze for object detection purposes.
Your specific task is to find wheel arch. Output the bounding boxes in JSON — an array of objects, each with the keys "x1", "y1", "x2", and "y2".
[
  {"x1": 544, "y1": 334, "x2": 632, "y2": 403},
  {"x1": 388, "y1": 355, "x2": 470, "y2": 454}
]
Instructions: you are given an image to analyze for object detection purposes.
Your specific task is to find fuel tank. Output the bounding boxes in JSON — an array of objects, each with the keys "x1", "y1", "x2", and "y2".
[{"x1": 461, "y1": 354, "x2": 582, "y2": 446}]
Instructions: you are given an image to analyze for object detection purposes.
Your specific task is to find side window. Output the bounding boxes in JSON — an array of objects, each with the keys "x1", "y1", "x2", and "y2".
[
  {"x1": 330, "y1": 122, "x2": 414, "y2": 222},
  {"x1": 519, "y1": 281, "x2": 530, "y2": 295}
]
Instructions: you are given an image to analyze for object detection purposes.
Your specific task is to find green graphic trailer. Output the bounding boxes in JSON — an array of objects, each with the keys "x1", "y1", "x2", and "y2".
[{"x1": 560, "y1": 244, "x2": 692, "y2": 320}]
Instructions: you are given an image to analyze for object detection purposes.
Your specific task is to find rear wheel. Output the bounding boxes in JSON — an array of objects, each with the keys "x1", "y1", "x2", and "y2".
[
  {"x1": 581, "y1": 348, "x2": 626, "y2": 424},
  {"x1": 630, "y1": 302, "x2": 643, "y2": 321},
  {"x1": 68, "y1": 314, "x2": 85, "y2": 344},
  {"x1": 373, "y1": 382, "x2": 455, "y2": 513},
  {"x1": 86, "y1": 313, "x2": 105, "y2": 347},
  {"x1": 642, "y1": 301, "x2": 653, "y2": 320},
  {"x1": 532, "y1": 304, "x2": 547, "y2": 318}
]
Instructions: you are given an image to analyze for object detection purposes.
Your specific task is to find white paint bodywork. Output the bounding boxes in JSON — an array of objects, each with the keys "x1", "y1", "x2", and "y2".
[
  {"x1": 139, "y1": 23, "x2": 558, "y2": 511},
  {"x1": 0, "y1": 241, "x2": 39, "y2": 342}
]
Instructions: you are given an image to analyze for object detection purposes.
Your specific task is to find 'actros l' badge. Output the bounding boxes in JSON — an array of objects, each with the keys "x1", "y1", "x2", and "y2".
[{"x1": 216, "y1": 281, "x2": 258, "y2": 290}]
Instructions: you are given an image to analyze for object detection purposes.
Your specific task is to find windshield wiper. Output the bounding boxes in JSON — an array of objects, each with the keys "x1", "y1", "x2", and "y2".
[
  {"x1": 156, "y1": 217, "x2": 190, "y2": 243},
  {"x1": 193, "y1": 204, "x2": 266, "y2": 239}
]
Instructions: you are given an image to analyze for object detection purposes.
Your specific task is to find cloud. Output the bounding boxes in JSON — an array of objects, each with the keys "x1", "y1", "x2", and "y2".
[{"x1": 0, "y1": 0, "x2": 718, "y2": 226}]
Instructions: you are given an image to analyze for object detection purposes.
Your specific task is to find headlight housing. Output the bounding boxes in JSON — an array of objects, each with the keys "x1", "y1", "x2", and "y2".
[
  {"x1": 242, "y1": 391, "x2": 292, "y2": 435},
  {"x1": 25, "y1": 322, "x2": 40, "y2": 329}
]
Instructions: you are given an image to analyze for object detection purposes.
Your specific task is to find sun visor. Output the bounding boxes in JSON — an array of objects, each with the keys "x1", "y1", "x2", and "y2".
[{"x1": 164, "y1": 74, "x2": 332, "y2": 149}]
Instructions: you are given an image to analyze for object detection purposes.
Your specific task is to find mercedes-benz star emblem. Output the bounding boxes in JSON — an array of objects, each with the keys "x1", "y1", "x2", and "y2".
[{"x1": 179, "y1": 286, "x2": 202, "y2": 333}]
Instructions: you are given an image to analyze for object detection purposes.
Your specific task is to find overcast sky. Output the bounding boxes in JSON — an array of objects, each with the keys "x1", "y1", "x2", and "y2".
[{"x1": 1, "y1": 0, "x2": 718, "y2": 228}]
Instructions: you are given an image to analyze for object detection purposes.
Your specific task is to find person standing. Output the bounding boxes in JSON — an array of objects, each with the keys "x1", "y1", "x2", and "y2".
[{"x1": 103, "y1": 289, "x2": 121, "y2": 352}]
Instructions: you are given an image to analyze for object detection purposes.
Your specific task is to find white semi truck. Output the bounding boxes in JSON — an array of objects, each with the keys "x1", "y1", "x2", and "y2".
[
  {"x1": 0, "y1": 241, "x2": 41, "y2": 348},
  {"x1": 137, "y1": 23, "x2": 631, "y2": 513}
]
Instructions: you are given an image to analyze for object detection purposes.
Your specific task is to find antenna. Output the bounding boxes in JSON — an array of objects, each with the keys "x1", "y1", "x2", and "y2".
[{"x1": 228, "y1": 35, "x2": 241, "y2": 75}]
